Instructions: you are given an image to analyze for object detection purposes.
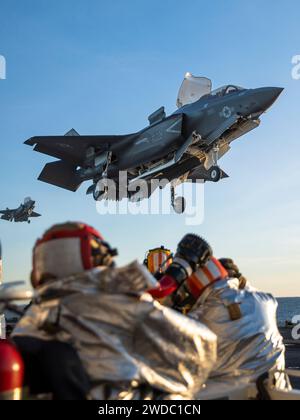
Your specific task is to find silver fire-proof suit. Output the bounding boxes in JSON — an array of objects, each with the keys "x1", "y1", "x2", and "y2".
[
  {"x1": 12, "y1": 262, "x2": 217, "y2": 400},
  {"x1": 189, "y1": 278, "x2": 288, "y2": 396}
]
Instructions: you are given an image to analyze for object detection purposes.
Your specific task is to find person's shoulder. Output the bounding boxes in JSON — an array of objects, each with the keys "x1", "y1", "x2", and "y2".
[{"x1": 89, "y1": 261, "x2": 158, "y2": 294}]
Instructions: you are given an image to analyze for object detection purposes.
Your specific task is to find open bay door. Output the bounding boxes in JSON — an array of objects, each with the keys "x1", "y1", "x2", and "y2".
[{"x1": 177, "y1": 73, "x2": 212, "y2": 108}]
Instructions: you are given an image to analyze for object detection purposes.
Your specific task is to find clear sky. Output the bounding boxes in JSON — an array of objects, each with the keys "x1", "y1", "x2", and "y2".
[{"x1": 0, "y1": 0, "x2": 299, "y2": 296}]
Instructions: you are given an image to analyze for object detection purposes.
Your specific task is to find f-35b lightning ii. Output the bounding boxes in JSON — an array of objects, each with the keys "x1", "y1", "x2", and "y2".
[
  {"x1": 24, "y1": 73, "x2": 283, "y2": 213},
  {"x1": 0, "y1": 197, "x2": 41, "y2": 224}
]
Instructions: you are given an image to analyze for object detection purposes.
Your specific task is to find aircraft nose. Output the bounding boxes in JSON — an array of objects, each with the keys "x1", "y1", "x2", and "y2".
[{"x1": 254, "y1": 87, "x2": 284, "y2": 112}]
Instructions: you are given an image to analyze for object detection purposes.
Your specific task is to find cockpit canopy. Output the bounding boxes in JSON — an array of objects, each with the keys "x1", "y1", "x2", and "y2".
[
  {"x1": 209, "y1": 85, "x2": 245, "y2": 98},
  {"x1": 177, "y1": 73, "x2": 245, "y2": 108}
]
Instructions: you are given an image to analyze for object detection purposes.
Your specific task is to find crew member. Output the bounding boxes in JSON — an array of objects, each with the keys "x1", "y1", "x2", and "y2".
[
  {"x1": 149, "y1": 245, "x2": 288, "y2": 395},
  {"x1": 144, "y1": 246, "x2": 172, "y2": 278},
  {"x1": 12, "y1": 223, "x2": 217, "y2": 400}
]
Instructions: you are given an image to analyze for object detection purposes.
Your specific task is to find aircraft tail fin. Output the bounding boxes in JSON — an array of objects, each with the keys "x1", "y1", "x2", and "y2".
[
  {"x1": 38, "y1": 161, "x2": 82, "y2": 192},
  {"x1": 64, "y1": 128, "x2": 80, "y2": 137}
]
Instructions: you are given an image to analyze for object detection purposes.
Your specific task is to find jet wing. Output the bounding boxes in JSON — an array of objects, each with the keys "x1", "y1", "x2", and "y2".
[
  {"x1": 0, "y1": 209, "x2": 15, "y2": 215},
  {"x1": 25, "y1": 133, "x2": 135, "y2": 165},
  {"x1": 30, "y1": 212, "x2": 41, "y2": 218},
  {"x1": 0, "y1": 210, "x2": 14, "y2": 220}
]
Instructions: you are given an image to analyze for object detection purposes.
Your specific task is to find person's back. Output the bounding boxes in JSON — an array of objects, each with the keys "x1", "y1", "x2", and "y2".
[
  {"x1": 12, "y1": 223, "x2": 217, "y2": 399},
  {"x1": 13, "y1": 261, "x2": 217, "y2": 399},
  {"x1": 189, "y1": 276, "x2": 286, "y2": 391},
  {"x1": 149, "y1": 252, "x2": 288, "y2": 395}
]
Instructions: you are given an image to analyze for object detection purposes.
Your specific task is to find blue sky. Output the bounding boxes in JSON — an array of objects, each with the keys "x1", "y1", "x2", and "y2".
[{"x1": 0, "y1": 0, "x2": 299, "y2": 296}]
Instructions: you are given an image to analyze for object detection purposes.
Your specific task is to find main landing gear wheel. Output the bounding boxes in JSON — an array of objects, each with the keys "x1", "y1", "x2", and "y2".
[
  {"x1": 173, "y1": 196, "x2": 186, "y2": 214},
  {"x1": 171, "y1": 185, "x2": 186, "y2": 214},
  {"x1": 209, "y1": 166, "x2": 222, "y2": 183}
]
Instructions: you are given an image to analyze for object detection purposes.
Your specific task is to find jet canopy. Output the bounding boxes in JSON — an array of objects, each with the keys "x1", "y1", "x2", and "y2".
[
  {"x1": 177, "y1": 73, "x2": 212, "y2": 108},
  {"x1": 177, "y1": 74, "x2": 245, "y2": 108},
  {"x1": 209, "y1": 85, "x2": 245, "y2": 98}
]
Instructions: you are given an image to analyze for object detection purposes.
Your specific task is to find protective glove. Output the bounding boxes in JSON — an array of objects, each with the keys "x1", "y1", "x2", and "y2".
[
  {"x1": 218, "y1": 258, "x2": 241, "y2": 279},
  {"x1": 219, "y1": 258, "x2": 247, "y2": 289},
  {"x1": 166, "y1": 234, "x2": 213, "y2": 286},
  {"x1": 148, "y1": 234, "x2": 212, "y2": 300}
]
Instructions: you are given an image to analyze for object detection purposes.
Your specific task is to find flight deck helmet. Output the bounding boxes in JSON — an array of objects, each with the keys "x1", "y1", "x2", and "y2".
[{"x1": 31, "y1": 222, "x2": 118, "y2": 288}]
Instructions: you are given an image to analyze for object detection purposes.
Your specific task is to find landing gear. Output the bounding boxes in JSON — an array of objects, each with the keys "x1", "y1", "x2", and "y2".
[
  {"x1": 174, "y1": 196, "x2": 186, "y2": 214},
  {"x1": 93, "y1": 188, "x2": 101, "y2": 201},
  {"x1": 91, "y1": 151, "x2": 112, "y2": 201},
  {"x1": 93, "y1": 184, "x2": 108, "y2": 201},
  {"x1": 205, "y1": 145, "x2": 222, "y2": 182},
  {"x1": 102, "y1": 151, "x2": 113, "y2": 179},
  {"x1": 27, "y1": 220, "x2": 31, "y2": 224},
  {"x1": 209, "y1": 166, "x2": 222, "y2": 182},
  {"x1": 171, "y1": 185, "x2": 186, "y2": 214}
]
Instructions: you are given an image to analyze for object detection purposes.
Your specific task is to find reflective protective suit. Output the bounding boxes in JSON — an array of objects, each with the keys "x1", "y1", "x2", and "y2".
[
  {"x1": 12, "y1": 262, "x2": 217, "y2": 400},
  {"x1": 189, "y1": 278, "x2": 287, "y2": 395},
  {"x1": 0, "y1": 314, "x2": 5, "y2": 339}
]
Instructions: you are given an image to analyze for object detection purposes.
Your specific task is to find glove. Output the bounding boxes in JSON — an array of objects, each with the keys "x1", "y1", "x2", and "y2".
[
  {"x1": 176, "y1": 234, "x2": 212, "y2": 271},
  {"x1": 219, "y1": 258, "x2": 241, "y2": 279},
  {"x1": 91, "y1": 240, "x2": 118, "y2": 268},
  {"x1": 166, "y1": 234, "x2": 213, "y2": 286},
  {"x1": 219, "y1": 258, "x2": 247, "y2": 289}
]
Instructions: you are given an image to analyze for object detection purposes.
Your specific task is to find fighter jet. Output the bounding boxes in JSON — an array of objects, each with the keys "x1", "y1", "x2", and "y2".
[
  {"x1": 0, "y1": 197, "x2": 41, "y2": 224},
  {"x1": 24, "y1": 73, "x2": 283, "y2": 213}
]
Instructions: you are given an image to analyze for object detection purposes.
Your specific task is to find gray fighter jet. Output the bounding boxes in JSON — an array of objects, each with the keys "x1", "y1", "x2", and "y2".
[
  {"x1": 24, "y1": 74, "x2": 283, "y2": 213},
  {"x1": 0, "y1": 197, "x2": 41, "y2": 224}
]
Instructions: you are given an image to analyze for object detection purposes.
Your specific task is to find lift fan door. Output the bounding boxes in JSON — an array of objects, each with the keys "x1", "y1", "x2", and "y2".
[{"x1": 177, "y1": 73, "x2": 212, "y2": 108}]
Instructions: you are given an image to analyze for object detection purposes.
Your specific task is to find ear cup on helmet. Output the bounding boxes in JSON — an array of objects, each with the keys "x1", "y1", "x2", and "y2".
[{"x1": 90, "y1": 239, "x2": 118, "y2": 268}]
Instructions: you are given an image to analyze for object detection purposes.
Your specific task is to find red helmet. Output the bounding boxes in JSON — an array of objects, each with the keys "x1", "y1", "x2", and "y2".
[
  {"x1": 32, "y1": 222, "x2": 118, "y2": 287},
  {"x1": 0, "y1": 340, "x2": 24, "y2": 400}
]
